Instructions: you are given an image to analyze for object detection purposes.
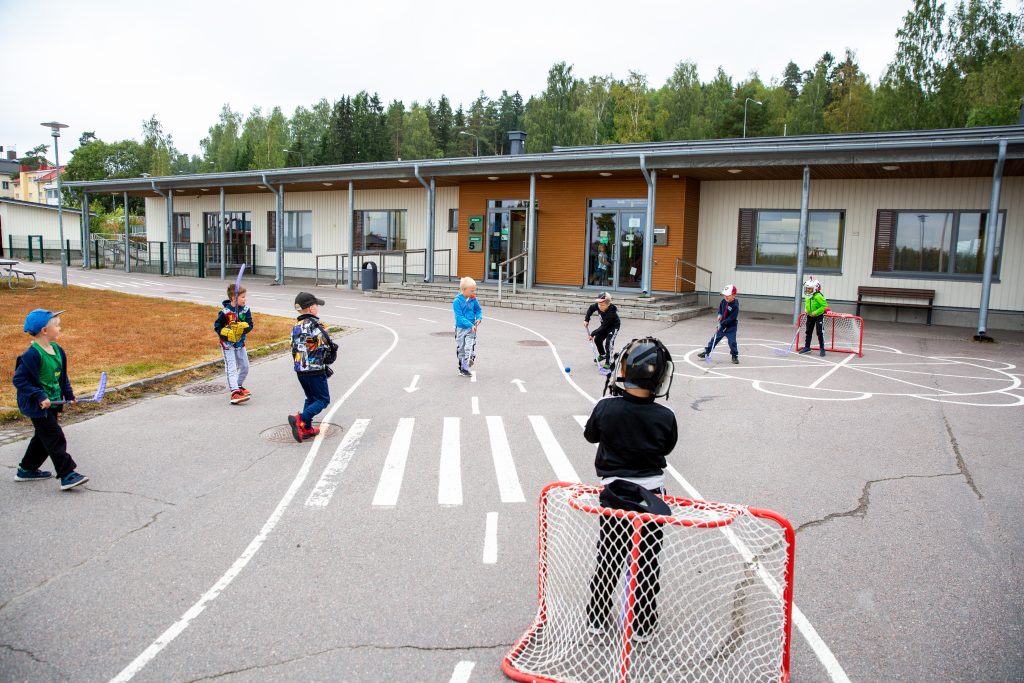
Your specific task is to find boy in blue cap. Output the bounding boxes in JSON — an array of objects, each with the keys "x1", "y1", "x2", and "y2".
[{"x1": 12, "y1": 309, "x2": 89, "y2": 490}]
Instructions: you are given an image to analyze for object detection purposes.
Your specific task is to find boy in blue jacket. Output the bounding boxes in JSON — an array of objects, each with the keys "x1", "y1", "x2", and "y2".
[
  {"x1": 11, "y1": 309, "x2": 89, "y2": 490},
  {"x1": 697, "y1": 284, "x2": 741, "y2": 364},
  {"x1": 453, "y1": 276, "x2": 483, "y2": 377},
  {"x1": 214, "y1": 283, "x2": 255, "y2": 405}
]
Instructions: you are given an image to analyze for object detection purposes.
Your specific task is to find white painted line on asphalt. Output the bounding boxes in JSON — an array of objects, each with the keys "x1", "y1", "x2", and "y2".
[
  {"x1": 483, "y1": 512, "x2": 498, "y2": 564},
  {"x1": 450, "y1": 660, "x2": 475, "y2": 683},
  {"x1": 486, "y1": 416, "x2": 525, "y2": 503},
  {"x1": 372, "y1": 417, "x2": 415, "y2": 507},
  {"x1": 809, "y1": 353, "x2": 855, "y2": 389},
  {"x1": 529, "y1": 415, "x2": 580, "y2": 483},
  {"x1": 844, "y1": 363, "x2": 958, "y2": 394},
  {"x1": 107, "y1": 318, "x2": 399, "y2": 683},
  {"x1": 470, "y1": 370, "x2": 477, "y2": 383},
  {"x1": 419, "y1": 317, "x2": 438, "y2": 323},
  {"x1": 573, "y1": 415, "x2": 588, "y2": 429},
  {"x1": 379, "y1": 310, "x2": 401, "y2": 316},
  {"x1": 438, "y1": 417, "x2": 462, "y2": 506},
  {"x1": 305, "y1": 419, "x2": 371, "y2": 508},
  {"x1": 471, "y1": 396, "x2": 480, "y2": 415}
]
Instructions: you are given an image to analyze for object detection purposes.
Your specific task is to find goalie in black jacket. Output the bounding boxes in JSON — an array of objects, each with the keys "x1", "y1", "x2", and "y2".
[
  {"x1": 583, "y1": 291, "x2": 621, "y2": 373},
  {"x1": 584, "y1": 337, "x2": 677, "y2": 642}
]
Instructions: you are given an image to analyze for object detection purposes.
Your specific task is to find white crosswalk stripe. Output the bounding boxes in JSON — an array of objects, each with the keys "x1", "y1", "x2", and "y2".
[{"x1": 307, "y1": 415, "x2": 594, "y2": 510}]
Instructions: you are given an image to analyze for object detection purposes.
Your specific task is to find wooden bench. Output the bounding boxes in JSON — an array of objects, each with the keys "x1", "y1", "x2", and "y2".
[
  {"x1": 857, "y1": 286, "x2": 935, "y2": 325},
  {"x1": 5, "y1": 266, "x2": 38, "y2": 289}
]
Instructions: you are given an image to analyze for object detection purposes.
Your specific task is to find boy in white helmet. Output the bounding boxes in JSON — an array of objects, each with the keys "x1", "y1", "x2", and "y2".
[
  {"x1": 697, "y1": 284, "x2": 740, "y2": 364},
  {"x1": 800, "y1": 277, "x2": 829, "y2": 356}
]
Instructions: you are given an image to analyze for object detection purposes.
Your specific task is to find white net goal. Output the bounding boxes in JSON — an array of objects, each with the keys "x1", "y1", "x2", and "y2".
[
  {"x1": 795, "y1": 312, "x2": 864, "y2": 357},
  {"x1": 503, "y1": 483, "x2": 795, "y2": 683}
]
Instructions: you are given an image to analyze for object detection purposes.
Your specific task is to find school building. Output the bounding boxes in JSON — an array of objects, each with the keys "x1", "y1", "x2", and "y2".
[{"x1": 62, "y1": 125, "x2": 1024, "y2": 331}]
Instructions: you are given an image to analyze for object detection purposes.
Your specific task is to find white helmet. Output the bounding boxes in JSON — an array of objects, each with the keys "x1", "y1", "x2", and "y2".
[{"x1": 803, "y1": 278, "x2": 820, "y2": 297}]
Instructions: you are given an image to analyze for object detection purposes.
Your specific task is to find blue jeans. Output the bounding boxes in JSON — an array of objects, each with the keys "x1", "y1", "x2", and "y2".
[
  {"x1": 297, "y1": 373, "x2": 330, "y2": 426},
  {"x1": 705, "y1": 327, "x2": 738, "y2": 357}
]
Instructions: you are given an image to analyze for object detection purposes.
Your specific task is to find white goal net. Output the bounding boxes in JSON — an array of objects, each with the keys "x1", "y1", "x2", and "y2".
[
  {"x1": 796, "y1": 312, "x2": 864, "y2": 357},
  {"x1": 503, "y1": 483, "x2": 795, "y2": 683}
]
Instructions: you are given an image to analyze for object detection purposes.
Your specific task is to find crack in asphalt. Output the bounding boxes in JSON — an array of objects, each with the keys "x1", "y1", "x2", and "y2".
[
  {"x1": 0, "y1": 510, "x2": 167, "y2": 613},
  {"x1": 690, "y1": 396, "x2": 716, "y2": 411},
  {"x1": 942, "y1": 415, "x2": 984, "y2": 501},
  {"x1": 0, "y1": 641, "x2": 54, "y2": 668},
  {"x1": 181, "y1": 642, "x2": 512, "y2": 682},
  {"x1": 796, "y1": 472, "x2": 962, "y2": 533},
  {"x1": 82, "y1": 487, "x2": 177, "y2": 506}
]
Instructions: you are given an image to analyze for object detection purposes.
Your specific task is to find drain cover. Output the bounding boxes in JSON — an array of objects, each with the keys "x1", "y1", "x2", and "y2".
[
  {"x1": 517, "y1": 340, "x2": 548, "y2": 347},
  {"x1": 260, "y1": 423, "x2": 343, "y2": 444},
  {"x1": 183, "y1": 383, "x2": 229, "y2": 395}
]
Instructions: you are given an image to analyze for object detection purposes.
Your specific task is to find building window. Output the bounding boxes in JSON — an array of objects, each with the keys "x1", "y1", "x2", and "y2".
[
  {"x1": 2, "y1": 181, "x2": 9, "y2": 190},
  {"x1": 173, "y1": 213, "x2": 191, "y2": 244},
  {"x1": 873, "y1": 209, "x2": 1005, "y2": 278},
  {"x1": 448, "y1": 208, "x2": 459, "y2": 233},
  {"x1": 736, "y1": 209, "x2": 845, "y2": 271},
  {"x1": 267, "y1": 211, "x2": 313, "y2": 251},
  {"x1": 353, "y1": 210, "x2": 406, "y2": 251}
]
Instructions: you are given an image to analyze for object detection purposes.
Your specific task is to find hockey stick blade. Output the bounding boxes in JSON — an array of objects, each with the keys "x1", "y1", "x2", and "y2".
[{"x1": 51, "y1": 371, "x2": 108, "y2": 405}]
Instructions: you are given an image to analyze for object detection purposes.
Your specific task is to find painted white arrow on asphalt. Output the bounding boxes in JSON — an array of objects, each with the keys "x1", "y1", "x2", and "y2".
[
  {"x1": 511, "y1": 379, "x2": 526, "y2": 393},
  {"x1": 404, "y1": 375, "x2": 421, "y2": 393}
]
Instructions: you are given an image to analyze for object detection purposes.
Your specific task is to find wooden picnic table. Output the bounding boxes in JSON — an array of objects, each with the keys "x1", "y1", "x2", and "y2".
[{"x1": 1, "y1": 258, "x2": 38, "y2": 289}]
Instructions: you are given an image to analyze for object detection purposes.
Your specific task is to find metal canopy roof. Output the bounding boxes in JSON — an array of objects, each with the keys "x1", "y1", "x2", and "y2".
[{"x1": 62, "y1": 125, "x2": 1024, "y2": 197}]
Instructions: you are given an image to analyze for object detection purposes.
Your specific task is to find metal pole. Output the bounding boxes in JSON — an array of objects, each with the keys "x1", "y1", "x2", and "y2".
[
  {"x1": 794, "y1": 166, "x2": 811, "y2": 324},
  {"x1": 527, "y1": 173, "x2": 536, "y2": 288},
  {"x1": 638, "y1": 155, "x2": 656, "y2": 295},
  {"x1": 219, "y1": 187, "x2": 226, "y2": 280},
  {"x1": 426, "y1": 177, "x2": 435, "y2": 282},
  {"x1": 348, "y1": 181, "x2": 355, "y2": 289},
  {"x1": 976, "y1": 139, "x2": 1007, "y2": 341},
  {"x1": 166, "y1": 190, "x2": 175, "y2": 276},
  {"x1": 124, "y1": 191, "x2": 130, "y2": 273},
  {"x1": 52, "y1": 131, "x2": 67, "y2": 286},
  {"x1": 276, "y1": 185, "x2": 284, "y2": 284},
  {"x1": 81, "y1": 190, "x2": 90, "y2": 269}
]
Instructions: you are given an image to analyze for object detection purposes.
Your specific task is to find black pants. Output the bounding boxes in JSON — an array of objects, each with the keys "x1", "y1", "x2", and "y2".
[
  {"x1": 21, "y1": 409, "x2": 77, "y2": 478},
  {"x1": 587, "y1": 486, "x2": 665, "y2": 636},
  {"x1": 804, "y1": 313, "x2": 825, "y2": 350},
  {"x1": 593, "y1": 327, "x2": 619, "y2": 360}
]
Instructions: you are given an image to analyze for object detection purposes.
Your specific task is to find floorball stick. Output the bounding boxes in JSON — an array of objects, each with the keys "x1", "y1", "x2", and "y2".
[
  {"x1": 234, "y1": 262, "x2": 245, "y2": 297},
  {"x1": 51, "y1": 371, "x2": 107, "y2": 405},
  {"x1": 704, "y1": 328, "x2": 719, "y2": 365},
  {"x1": 774, "y1": 325, "x2": 802, "y2": 356}
]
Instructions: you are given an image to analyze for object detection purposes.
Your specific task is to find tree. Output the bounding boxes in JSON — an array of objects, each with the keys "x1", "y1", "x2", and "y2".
[
  {"x1": 824, "y1": 49, "x2": 875, "y2": 132},
  {"x1": 201, "y1": 104, "x2": 243, "y2": 171},
  {"x1": 781, "y1": 61, "x2": 803, "y2": 99},
  {"x1": 435, "y1": 95, "x2": 456, "y2": 156},
  {"x1": 581, "y1": 76, "x2": 615, "y2": 144},
  {"x1": 400, "y1": 103, "x2": 438, "y2": 160},
  {"x1": 789, "y1": 55, "x2": 833, "y2": 134},
  {"x1": 611, "y1": 71, "x2": 654, "y2": 142},
  {"x1": 656, "y1": 61, "x2": 703, "y2": 141},
  {"x1": 524, "y1": 62, "x2": 587, "y2": 152},
  {"x1": 878, "y1": 0, "x2": 947, "y2": 129},
  {"x1": 385, "y1": 100, "x2": 406, "y2": 159}
]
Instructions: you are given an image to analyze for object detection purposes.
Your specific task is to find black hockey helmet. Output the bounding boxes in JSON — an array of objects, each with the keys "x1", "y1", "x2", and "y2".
[{"x1": 603, "y1": 337, "x2": 675, "y2": 398}]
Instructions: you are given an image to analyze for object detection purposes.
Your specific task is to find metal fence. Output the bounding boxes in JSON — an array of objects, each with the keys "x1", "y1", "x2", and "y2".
[
  {"x1": 7, "y1": 235, "x2": 84, "y2": 266},
  {"x1": 315, "y1": 248, "x2": 453, "y2": 287}
]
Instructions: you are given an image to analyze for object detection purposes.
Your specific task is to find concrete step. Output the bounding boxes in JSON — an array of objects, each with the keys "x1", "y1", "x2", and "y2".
[{"x1": 358, "y1": 283, "x2": 711, "y2": 322}]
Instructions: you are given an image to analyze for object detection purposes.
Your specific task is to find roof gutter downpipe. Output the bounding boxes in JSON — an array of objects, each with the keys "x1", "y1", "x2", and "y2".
[
  {"x1": 975, "y1": 139, "x2": 1007, "y2": 341},
  {"x1": 151, "y1": 180, "x2": 173, "y2": 276},
  {"x1": 794, "y1": 166, "x2": 811, "y2": 324},
  {"x1": 261, "y1": 173, "x2": 284, "y2": 284},
  {"x1": 413, "y1": 164, "x2": 435, "y2": 282},
  {"x1": 639, "y1": 155, "x2": 655, "y2": 295}
]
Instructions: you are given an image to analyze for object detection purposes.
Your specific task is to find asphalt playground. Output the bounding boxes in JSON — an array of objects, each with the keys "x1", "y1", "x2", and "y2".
[{"x1": 1, "y1": 262, "x2": 1022, "y2": 682}]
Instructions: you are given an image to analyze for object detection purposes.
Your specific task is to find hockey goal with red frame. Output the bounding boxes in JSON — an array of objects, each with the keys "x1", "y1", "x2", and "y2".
[
  {"x1": 503, "y1": 482, "x2": 796, "y2": 683},
  {"x1": 795, "y1": 311, "x2": 864, "y2": 357}
]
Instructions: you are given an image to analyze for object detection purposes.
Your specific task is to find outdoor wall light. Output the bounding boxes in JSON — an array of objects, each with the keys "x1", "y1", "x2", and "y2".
[
  {"x1": 398, "y1": 179, "x2": 410, "y2": 183},
  {"x1": 882, "y1": 165, "x2": 900, "y2": 171},
  {"x1": 488, "y1": 176, "x2": 500, "y2": 180},
  {"x1": 540, "y1": 174, "x2": 553, "y2": 179},
  {"x1": 728, "y1": 169, "x2": 743, "y2": 174},
  {"x1": 599, "y1": 172, "x2": 613, "y2": 177},
  {"x1": 322, "y1": 182, "x2": 333, "y2": 187}
]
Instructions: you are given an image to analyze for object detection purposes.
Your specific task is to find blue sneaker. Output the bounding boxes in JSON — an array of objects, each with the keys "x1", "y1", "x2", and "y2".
[
  {"x1": 460, "y1": 359, "x2": 470, "y2": 373},
  {"x1": 59, "y1": 471, "x2": 89, "y2": 490},
  {"x1": 15, "y1": 466, "x2": 52, "y2": 482}
]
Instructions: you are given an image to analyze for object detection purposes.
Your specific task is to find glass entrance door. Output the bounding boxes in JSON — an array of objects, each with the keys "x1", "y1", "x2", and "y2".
[
  {"x1": 586, "y1": 205, "x2": 646, "y2": 290},
  {"x1": 204, "y1": 211, "x2": 251, "y2": 268},
  {"x1": 485, "y1": 201, "x2": 530, "y2": 283}
]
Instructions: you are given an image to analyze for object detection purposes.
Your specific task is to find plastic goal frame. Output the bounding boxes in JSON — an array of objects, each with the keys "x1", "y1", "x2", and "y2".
[
  {"x1": 796, "y1": 311, "x2": 864, "y2": 357},
  {"x1": 503, "y1": 482, "x2": 796, "y2": 683}
]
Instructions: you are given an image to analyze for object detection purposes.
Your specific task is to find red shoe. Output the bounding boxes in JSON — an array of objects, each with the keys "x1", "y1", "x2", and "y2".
[
  {"x1": 230, "y1": 390, "x2": 249, "y2": 405},
  {"x1": 300, "y1": 424, "x2": 320, "y2": 438},
  {"x1": 238, "y1": 386, "x2": 252, "y2": 396},
  {"x1": 288, "y1": 414, "x2": 304, "y2": 443}
]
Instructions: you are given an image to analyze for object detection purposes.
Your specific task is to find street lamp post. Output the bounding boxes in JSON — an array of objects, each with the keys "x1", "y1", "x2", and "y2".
[
  {"x1": 743, "y1": 98, "x2": 763, "y2": 139},
  {"x1": 41, "y1": 121, "x2": 69, "y2": 286},
  {"x1": 459, "y1": 131, "x2": 480, "y2": 156},
  {"x1": 282, "y1": 148, "x2": 304, "y2": 166}
]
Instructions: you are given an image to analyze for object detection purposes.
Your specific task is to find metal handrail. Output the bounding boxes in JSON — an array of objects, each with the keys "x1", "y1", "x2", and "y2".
[
  {"x1": 498, "y1": 251, "x2": 528, "y2": 301},
  {"x1": 316, "y1": 248, "x2": 454, "y2": 288},
  {"x1": 675, "y1": 257, "x2": 713, "y2": 308}
]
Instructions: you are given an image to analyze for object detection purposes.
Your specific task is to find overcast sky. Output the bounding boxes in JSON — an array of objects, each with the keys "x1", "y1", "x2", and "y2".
[{"x1": 3, "y1": 0, "x2": 916, "y2": 160}]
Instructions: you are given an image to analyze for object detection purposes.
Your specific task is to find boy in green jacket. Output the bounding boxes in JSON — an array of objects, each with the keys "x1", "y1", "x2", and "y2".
[{"x1": 800, "y1": 278, "x2": 829, "y2": 356}]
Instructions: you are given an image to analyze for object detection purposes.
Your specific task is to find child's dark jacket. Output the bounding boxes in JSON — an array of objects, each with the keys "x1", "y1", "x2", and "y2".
[
  {"x1": 584, "y1": 303, "x2": 621, "y2": 334},
  {"x1": 584, "y1": 393, "x2": 677, "y2": 479},
  {"x1": 13, "y1": 344, "x2": 74, "y2": 418},
  {"x1": 717, "y1": 298, "x2": 740, "y2": 330},
  {"x1": 214, "y1": 300, "x2": 255, "y2": 348}
]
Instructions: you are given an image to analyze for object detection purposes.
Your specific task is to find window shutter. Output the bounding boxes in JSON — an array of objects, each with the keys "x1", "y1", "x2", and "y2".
[
  {"x1": 873, "y1": 210, "x2": 895, "y2": 273},
  {"x1": 736, "y1": 209, "x2": 755, "y2": 266},
  {"x1": 267, "y1": 212, "x2": 276, "y2": 250}
]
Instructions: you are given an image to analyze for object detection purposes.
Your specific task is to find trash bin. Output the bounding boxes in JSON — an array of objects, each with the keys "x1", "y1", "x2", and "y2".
[{"x1": 361, "y1": 261, "x2": 378, "y2": 291}]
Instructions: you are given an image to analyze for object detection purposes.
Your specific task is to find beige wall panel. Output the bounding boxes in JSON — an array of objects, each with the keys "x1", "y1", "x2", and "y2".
[
  {"x1": 2, "y1": 204, "x2": 82, "y2": 241},
  {"x1": 698, "y1": 177, "x2": 1023, "y2": 312}
]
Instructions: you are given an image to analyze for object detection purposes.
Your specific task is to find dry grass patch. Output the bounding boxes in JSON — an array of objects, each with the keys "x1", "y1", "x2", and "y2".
[{"x1": 1, "y1": 283, "x2": 296, "y2": 420}]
